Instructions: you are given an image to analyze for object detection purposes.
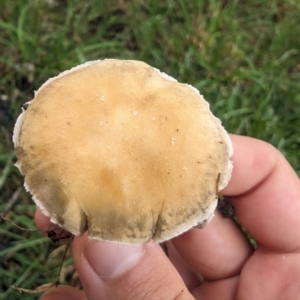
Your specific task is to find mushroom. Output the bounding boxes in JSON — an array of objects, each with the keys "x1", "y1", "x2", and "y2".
[{"x1": 13, "y1": 59, "x2": 233, "y2": 245}]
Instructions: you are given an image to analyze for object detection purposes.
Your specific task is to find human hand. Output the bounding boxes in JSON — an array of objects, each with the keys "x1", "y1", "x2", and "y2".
[{"x1": 36, "y1": 134, "x2": 300, "y2": 300}]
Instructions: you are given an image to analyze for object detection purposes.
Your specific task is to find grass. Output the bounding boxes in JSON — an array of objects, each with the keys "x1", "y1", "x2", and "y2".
[{"x1": 0, "y1": 0, "x2": 299, "y2": 298}]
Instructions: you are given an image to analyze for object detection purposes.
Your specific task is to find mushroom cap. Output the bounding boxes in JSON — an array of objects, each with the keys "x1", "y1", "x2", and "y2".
[{"x1": 13, "y1": 59, "x2": 233, "y2": 245}]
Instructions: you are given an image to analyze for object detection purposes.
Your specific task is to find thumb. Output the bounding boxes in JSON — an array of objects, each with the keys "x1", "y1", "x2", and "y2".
[{"x1": 72, "y1": 233, "x2": 193, "y2": 300}]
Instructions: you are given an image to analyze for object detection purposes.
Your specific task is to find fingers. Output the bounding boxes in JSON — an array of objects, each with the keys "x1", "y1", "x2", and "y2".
[
  {"x1": 193, "y1": 276, "x2": 239, "y2": 300},
  {"x1": 172, "y1": 211, "x2": 252, "y2": 280},
  {"x1": 71, "y1": 233, "x2": 195, "y2": 300},
  {"x1": 35, "y1": 207, "x2": 50, "y2": 231},
  {"x1": 223, "y1": 135, "x2": 300, "y2": 251},
  {"x1": 170, "y1": 134, "x2": 299, "y2": 283},
  {"x1": 35, "y1": 212, "x2": 197, "y2": 299},
  {"x1": 235, "y1": 248, "x2": 300, "y2": 299},
  {"x1": 39, "y1": 233, "x2": 196, "y2": 299},
  {"x1": 170, "y1": 135, "x2": 261, "y2": 281},
  {"x1": 36, "y1": 134, "x2": 300, "y2": 300},
  {"x1": 40, "y1": 285, "x2": 87, "y2": 300},
  {"x1": 162, "y1": 241, "x2": 201, "y2": 291}
]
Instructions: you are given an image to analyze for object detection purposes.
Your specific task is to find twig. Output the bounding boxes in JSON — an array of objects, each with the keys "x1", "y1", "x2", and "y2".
[
  {"x1": 57, "y1": 236, "x2": 74, "y2": 279},
  {"x1": 12, "y1": 282, "x2": 56, "y2": 294},
  {"x1": 0, "y1": 186, "x2": 23, "y2": 219},
  {"x1": 0, "y1": 155, "x2": 13, "y2": 192},
  {"x1": 0, "y1": 215, "x2": 36, "y2": 231}
]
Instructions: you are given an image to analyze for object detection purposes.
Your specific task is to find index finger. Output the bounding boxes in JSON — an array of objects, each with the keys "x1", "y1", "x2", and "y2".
[{"x1": 222, "y1": 135, "x2": 300, "y2": 252}]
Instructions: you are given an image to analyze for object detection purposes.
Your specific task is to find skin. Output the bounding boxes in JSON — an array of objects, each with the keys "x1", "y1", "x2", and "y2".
[{"x1": 36, "y1": 134, "x2": 300, "y2": 300}]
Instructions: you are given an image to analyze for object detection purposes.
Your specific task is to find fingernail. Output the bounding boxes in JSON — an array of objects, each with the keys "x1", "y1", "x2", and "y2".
[{"x1": 84, "y1": 240, "x2": 145, "y2": 279}]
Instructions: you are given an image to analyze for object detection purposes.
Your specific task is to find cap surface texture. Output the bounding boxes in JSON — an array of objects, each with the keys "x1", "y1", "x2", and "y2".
[{"x1": 13, "y1": 59, "x2": 233, "y2": 244}]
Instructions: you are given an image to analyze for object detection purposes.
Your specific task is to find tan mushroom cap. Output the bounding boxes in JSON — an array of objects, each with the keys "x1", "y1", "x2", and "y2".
[{"x1": 13, "y1": 59, "x2": 233, "y2": 245}]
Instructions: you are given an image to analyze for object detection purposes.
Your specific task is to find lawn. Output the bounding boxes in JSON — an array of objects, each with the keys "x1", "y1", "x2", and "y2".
[{"x1": 0, "y1": 1, "x2": 299, "y2": 299}]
